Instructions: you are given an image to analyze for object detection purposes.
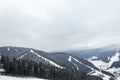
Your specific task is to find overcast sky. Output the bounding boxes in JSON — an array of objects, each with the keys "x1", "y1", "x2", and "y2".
[{"x1": 0, "y1": 0, "x2": 120, "y2": 51}]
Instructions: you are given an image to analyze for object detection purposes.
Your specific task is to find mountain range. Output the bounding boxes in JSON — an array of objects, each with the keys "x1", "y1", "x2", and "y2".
[{"x1": 0, "y1": 44, "x2": 120, "y2": 80}]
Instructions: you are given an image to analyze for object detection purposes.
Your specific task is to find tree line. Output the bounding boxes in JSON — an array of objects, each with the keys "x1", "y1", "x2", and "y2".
[{"x1": 0, "y1": 55, "x2": 103, "y2": 80}]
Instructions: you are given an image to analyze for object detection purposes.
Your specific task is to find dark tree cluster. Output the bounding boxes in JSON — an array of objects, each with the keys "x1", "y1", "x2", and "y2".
[
  {"x1": 110, "y1": 61, "x2": 120, "y2": 68},
  {"x1": 0, "y1": 56, "x2": 103, "y2": 80}
]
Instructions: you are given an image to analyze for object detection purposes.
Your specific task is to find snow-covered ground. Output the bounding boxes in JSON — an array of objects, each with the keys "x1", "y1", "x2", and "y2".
[
  {"x1": 87, "y1": 70, "x2": 120, "y2": 80},
  {"x1": 88, "y1": 52, "x2": 120, "y2": 69},
  {"x1": 117, "y1": 77, "x2": 120, "y2": 80},
  {"x1": 1, "y1": 75, "x2": 120, "y2": 80},
  {"x1": 88, "y1": 70, "x2": 110, "y2": 80},
  {"x1": 0, "y1": 75, "x2": 46, "y2": 80},
  {"x1": 88, "y1": 52, "x2": 120, "y2": 80}
]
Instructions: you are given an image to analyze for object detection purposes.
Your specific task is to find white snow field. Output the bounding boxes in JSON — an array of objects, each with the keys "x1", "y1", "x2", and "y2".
[
  {"x1": 1, "y1": 75, "x2": 119, "y2": 80},
  {"x1": 117, "y1": 77, "x2": 120, "y2": 80},
  {"x1": 88, "y1": 52, "x2": 120, "y2": 80},
  {"x1": 0, "y1": 75, "x2": 47, "y2": 80},
  {"x1": 88, "y1": 52, "x2": 120, "y2": 70}
]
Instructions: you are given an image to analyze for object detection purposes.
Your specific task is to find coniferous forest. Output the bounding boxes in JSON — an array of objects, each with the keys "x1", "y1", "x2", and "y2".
[{"x1": 0, "y1": 55, "x2": 103, "y2": 80}]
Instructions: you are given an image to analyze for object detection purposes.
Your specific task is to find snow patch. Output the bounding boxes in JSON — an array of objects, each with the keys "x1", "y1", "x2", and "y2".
[
  {"x1": 109, "y1": 52, "x2": 120, "y2": 66},
  {"x1": 88, "y1": 59, "x2": 108, "y2": 69},
  {"x1": 91, "y1": 56, "x2": 98, "y2": 60},
  {"x1": 30, "y1": 49, "x2": 34, "y2": 53},
  {"x1": 90, "y1": 70, "x2": 110, "y2": 80},
  {"x1": 7, "y1": 48, "x2": 10, "y2": 51},
  {"x1": 106, "y1": 67, "x2": 120, "y2": 78},
  {"x1": 17, "y1": 53, "x2": 28, "y2": 60},
  {"x1": 68, "y1": 56, "x2": 72, "y2": 62},
  {"x1": 117, "y1": 77, "x2": 120, "y2": 80},
  {"x1": 68, "y1": 55, "x2": 82, "y2": 64},
  {"x1": 0, "y1": 69, "x2": 5, "y2": 72}
]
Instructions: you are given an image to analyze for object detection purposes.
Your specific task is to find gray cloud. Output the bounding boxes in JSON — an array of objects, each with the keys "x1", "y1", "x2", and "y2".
[{"x1": 0, "y1": 0, "x2": 120, "y2": 51}]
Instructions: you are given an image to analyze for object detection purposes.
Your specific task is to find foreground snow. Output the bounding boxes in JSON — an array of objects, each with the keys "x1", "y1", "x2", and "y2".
[
  {"x1": 0, "y1": 75, "x2": 120, "y2": 80},
  {"x1": 117, "y1": 77, "x2": 120, "y2": 80},
  {"x1": 0, "y1": 75, "x2": 46, "y2": 80}
]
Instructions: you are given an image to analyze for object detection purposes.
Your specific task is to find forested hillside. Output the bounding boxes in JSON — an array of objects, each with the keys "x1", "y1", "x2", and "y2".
[{"x1": 0, "y1": 55, "x2": 103, "y2": 80}]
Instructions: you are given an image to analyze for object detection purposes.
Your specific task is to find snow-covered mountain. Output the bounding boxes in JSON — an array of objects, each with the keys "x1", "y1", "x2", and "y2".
[
  {"x1": 0, "y1": 46, "x2": 98, "y2": 73},
  {"x1": 1, "y1": 45, "x2": 120, "y2": 80},
  {"x1": 0, "y1": 46, "x2": 63, "y2": 69},
  {"x1": 88, "y1": 51, "x2": 120, "y2": 80},
  {"x1": 67, "y1": 44, "x2": 120, "y2": 80},
  {"x1": 50, "y1": 52, "x2": 99, "y2": 73}
]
